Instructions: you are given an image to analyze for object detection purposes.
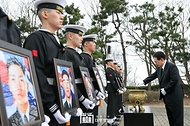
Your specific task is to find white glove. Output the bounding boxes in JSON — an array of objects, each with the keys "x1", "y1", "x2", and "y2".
[
  {"x1": 53, "y1": 110, "x2": 71, "y2": 124},
  {"x1": 96, "y1": 91, "x2": 105, "y2": 100},
  {"x1": 82, "y1": 98, "x2": 95, "y2": 110},
  {"x1": 96, "y1": 100, "x2": 100, "y2": 106},
  {"x1": 160, "y1": 88, "x2": 166, "y2": 95},
  {"x1": 122, "y1": 87, "x2": 127, "y2": 92},
  {"x1": 96, "y1": 96, "x2": 100, "y2": 100},
  {"x1": 41, "y1": 115, "x2": 50, "y2": 126},
  {"x1": 44, "y1": 115, "x2": 50, "y2": 124},
  {"x1": 117, "y1": 89, "x2": 123, "y2": 94},
  {"x1": 75, "y1": 108, "x2": 83, "y2": 116},
  {"x1": 41, "y1": 122, "x2": 49, "y2": 126},
  {"x1": 136, "y1": 81, "x2": 144, "y2": 87}
]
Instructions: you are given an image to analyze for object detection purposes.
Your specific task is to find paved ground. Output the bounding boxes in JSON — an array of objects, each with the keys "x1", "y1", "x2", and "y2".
[
  {"x1": 99, "y1": 104, "x2": 190, "y2": 126},
  {"x1": 151, "y1": 106, "x2": 190, "y2": 126}
]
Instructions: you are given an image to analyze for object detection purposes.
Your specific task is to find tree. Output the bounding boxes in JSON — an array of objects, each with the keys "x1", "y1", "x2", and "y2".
[
  {"x1": 96, "y1": 0, "x2": 130, "y2": 86},
  {"x1": 6, "y1": 1, "x2": 85, "y2": 45},
  {"x1": 15, "y1": 15, "x2": 38, "y2": 43},
  {"x1": 1, "y1": 0, "x2": 39, "y2": 44},
  {"x1": 80, "y1": 0, "x2": 116, "y2": 74},
  {"x1": 126, "y1": 2, "x2": 158, "y2": 90},
  {"x1": 154, "y1": 6, "x2": 190, "y2": 84},
  {"x1": 127, "y1": 2, "x2": 190, "y2": 86},
  {"x1": 58, "y1": 3, "x2": 85, "y2": 44}
]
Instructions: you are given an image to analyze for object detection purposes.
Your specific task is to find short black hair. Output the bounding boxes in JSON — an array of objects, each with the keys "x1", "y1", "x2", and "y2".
[
  {"x1": 62, "y1": 70, "x2": 69, "y2": 77},
  {"x1": 84, "y1": 74, "x2": 88, "y2": 77},
  {"x1": 153, "y1": 51, "x2": 165, "y2": 60},
  {"x1": 105, "y1": 60, "x2": 113, "y2": 64},
  {"x1": 7, "y1": 57, "x2": 25, "y2": 73}
]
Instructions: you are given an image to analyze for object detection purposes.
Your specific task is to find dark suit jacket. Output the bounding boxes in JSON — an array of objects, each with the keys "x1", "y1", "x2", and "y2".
[
  {"x1": 143, "y1": 61, "x2": 184, "y2": 104},
  {"x1": 8, "y1": 106, "x2": 39, "y2": 126},
  {"x1": 63, "y1": 99, "x2": 76, "y2": 111}
]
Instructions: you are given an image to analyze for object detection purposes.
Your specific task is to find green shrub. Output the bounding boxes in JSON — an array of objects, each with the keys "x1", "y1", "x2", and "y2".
[{"x1": 182, "y1": 84, "x2": 190, "y2": 98}]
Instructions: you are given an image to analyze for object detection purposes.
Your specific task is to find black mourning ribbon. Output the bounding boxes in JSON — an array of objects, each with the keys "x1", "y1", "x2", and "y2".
[
  {"x1": 24, "y1": 115, "x2": 28, "y2": 123},
  {"x1": 161, "y1": 68, "x2": 164, "y2": 76}
]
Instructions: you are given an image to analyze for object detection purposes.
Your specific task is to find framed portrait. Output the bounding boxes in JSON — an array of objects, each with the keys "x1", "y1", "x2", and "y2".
[
  {"x1": 0, "y1": 40, "x2": 44, "y2": 126},
  {"x1": 79, "y1": 66, "x2": 96, "y2": 102},
  {"x1": 53, "y1": 58, "x2": 79, "y2": 115},
  {"x1": 92, "y1": 67, "x2": 106, "y2": 95}
]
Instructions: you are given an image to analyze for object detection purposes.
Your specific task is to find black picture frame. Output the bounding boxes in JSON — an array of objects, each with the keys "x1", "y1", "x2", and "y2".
[
  {"x1": 0, "y1": 39, "x2": 44, "y2": 126},
  {"x1": 0, "y1": 85, "x2": 9, "y2": 126},
  {"x1": 53, "y1": 58, "x2": 79, "y2": 115},
  {"x1": 79, "y1": 66, "x2": 96, "y2": 102},
  {"x1": 92, "y1": 67, "x2": 106, "y2": 95}
]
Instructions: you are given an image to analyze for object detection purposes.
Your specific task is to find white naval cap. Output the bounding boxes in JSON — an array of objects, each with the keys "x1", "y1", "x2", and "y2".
[
  {"x1": 82, "y1": 34, "x2": 97, "y2": 45},
  {"x1": 113, "y1": 61, "x2": 118, "y2": 65},
  {"x1": 105, "y1": 58, "x2": 114, "y2": 64},
  {"x1": 34, "y1": 0, "x2": 67, "y2": 13},
  {"x1": 63, "y1": 24, "x2": 87, "y2": 36}
]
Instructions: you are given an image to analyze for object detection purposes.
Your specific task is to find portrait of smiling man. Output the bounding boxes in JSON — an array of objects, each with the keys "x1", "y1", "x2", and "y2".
[{"x1": 6, "y1": 57, "x2": 39, "y2": 125}]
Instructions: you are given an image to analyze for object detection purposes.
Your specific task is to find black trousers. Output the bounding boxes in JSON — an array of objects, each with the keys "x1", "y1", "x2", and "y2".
[
  {"x1": 115, "y1": 94, "x2": 122, "y2": 115},
  {"x1": 86, "y1": 106, "x2": 98, "y2": 126},
  {"x1": 107, "y1": 92, "x2": 117, "y2": 119},
  {"x1": 70, "y1": 116, "x2": 86, "y2": 126},
  {"x1": 79, "y1": 102, "x2": 98, "y2": 126},
  {"x1": 165, "y1": 99, "x2": 184, "y2": 126}
]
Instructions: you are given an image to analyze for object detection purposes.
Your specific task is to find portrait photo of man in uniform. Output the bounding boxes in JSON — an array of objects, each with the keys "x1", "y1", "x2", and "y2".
[
  {"x1": 93, "y1": 68, "x2": 105, "y2": 95},
  {"x1": 6, "y1": 57, "x2": 39, "y2": 125},
  {"x1": 0, "y1": 44, "x2": 45, "y2": 126},
  {"x1": 55, "y1": 65, "x2": 79, "y2": 114},
  {"x1": 81, "y1": 71, "x2": 95, "y2": 102},
  {"x1": 61, "y1": 69, "x2": 76, "y2": 111}
]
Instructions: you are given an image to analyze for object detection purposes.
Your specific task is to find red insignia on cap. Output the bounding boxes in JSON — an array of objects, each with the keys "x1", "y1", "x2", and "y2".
[
  {"x1": 109, "y1": 74, "x2": 112, "y2": 76},
  {"x1": 32, "y1": 50, "x2": 38, "y2": 57}
]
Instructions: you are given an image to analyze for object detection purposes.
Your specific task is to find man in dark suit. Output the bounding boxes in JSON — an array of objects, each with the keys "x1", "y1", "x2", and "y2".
[
  {"x1": 137, "y1": 51, "x2": 184, "y2": 126},
  {"x1": 7, "y1": 57, "x2": 39, "y2": 125}
]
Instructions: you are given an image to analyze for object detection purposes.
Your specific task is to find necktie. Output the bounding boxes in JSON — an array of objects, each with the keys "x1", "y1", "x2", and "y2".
[
  {"x1": 24, "y1": 115, "x2": 28, "y2": 123},
  {"x1": 69, "y1": 103, "x2": 72, "y2": 109},
  {"x1": 161, "y1": 68, "x2": 164, "y2": 76}
]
